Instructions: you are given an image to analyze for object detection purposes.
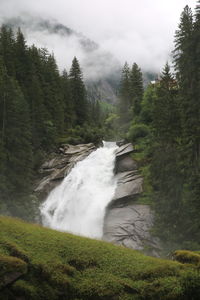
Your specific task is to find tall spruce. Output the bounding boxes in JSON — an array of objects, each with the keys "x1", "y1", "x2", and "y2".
[
  {"x1": 152, "y1": 63, "x2": 180, "y2": 142},
  {"x1": 129, "y1": 63, "x2": 144, "y2": 116},
  {"x1": 69, "y1": 57, "x2": 88, "y2": 125},
  {"x1": 61, "y1": 70, "x2": 75, "y2": 128},
  {"x1": 0, "y1": 25, "x2": 16, "y2": 77},
  {"x1": 173, "y1": 6, "x2": 199, "y2": 166},
  {"x1": 150, "y1": 63, "x2": 183, "y2": 240},
  {"x1": 118, "y1": 62, "x2": 131, "y2": 122},
  {"x1": 0, "y1": 62, "x2": 33, "y2": 199},
  {"x1": 0, "y1": 25, "x2": 103, "y2": 219}
]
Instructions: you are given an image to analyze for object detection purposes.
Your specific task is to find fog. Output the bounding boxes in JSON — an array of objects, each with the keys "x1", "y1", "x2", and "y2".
[{"x1": 0, "y1": 0, "x2": 196, "y2": 79}]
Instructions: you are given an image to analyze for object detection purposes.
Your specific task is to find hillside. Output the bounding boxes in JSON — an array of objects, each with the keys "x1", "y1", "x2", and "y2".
[{"x1": 0, "y1": 216, "x2": 200, "y2": 300}]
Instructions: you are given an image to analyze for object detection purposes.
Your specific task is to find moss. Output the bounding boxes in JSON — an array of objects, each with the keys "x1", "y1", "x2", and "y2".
[
  {"x1": 0, "y1": 254, "x2": 27, "y2": 289},
  {"x1": 172, "y1": 250, "x2": 200, "y2": 265},
  {"x1": 0, "y1": 216, "x2": 200, "y2": 299},
  {"x1": 0, "y1": 254, "x2": 27, "y2": 276},
  {"x1": 1, "y1": 240, "x2": 30, "y2": 263}
]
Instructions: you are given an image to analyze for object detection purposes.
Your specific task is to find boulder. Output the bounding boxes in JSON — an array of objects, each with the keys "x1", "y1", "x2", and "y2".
[
  {"x1": 103, "y1": 204, "x2": 161, "y2": 257},
  {"x1": 34, "y1": 143, "x2": 96, "y2": 200}
]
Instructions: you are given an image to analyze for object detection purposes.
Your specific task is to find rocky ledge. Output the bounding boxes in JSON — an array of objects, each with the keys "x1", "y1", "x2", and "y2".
[
  {"x1": 34, "y1": 143, "x2": 96, "y2": 200},
  {"x1": 103, "y1": 143, "x2": 161, "y2": 257}
]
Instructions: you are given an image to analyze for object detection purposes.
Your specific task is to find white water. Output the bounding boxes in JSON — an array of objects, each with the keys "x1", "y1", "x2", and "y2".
[{"x1": 40, "y1": 142, "x2": 118, "y2": 239}]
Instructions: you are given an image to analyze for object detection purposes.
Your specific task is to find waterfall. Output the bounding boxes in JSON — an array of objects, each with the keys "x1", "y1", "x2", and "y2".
[{"x1": 40, "y1": 142, "x2": 118, "y2": 239}]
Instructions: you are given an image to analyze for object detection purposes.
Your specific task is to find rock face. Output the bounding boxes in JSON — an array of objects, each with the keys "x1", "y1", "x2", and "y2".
[
  {"x1": 116, "y1": 143, "x2": 134, "y2": 158},
  {"x1": 34, "y1": 143, "x2": 96, "y2": 200},
  {"x1": 113, "y1": 143, "x2": 143, "y2": 202},
  {"x1": 103, "y1": 143, "x2": 161, "y2": 257},
  {"x1": 113, "y1": 171, "x2": 143, "y2": 201}
]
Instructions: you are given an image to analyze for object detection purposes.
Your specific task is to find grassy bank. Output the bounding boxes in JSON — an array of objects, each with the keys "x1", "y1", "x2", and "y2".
[{"x1": 0, "y1": 216, "x2": 200, "y2": 300}]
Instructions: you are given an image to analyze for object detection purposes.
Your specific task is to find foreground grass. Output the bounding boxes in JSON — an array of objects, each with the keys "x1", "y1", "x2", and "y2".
[{"x1": 0, "y1": 217, "x2": 200, "y2": 300}]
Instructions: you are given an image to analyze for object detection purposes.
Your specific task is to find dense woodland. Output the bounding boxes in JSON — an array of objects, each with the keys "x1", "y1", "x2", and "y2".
[
  {"x1": 0, "y1": 2, "x2": 200, "y2": 253},
  {"x1": 0, "y1": 26, "x2": 104, "y2": 218},
  {"x1": 118, "y1": 3, "x2": 200, "y2": 251}
]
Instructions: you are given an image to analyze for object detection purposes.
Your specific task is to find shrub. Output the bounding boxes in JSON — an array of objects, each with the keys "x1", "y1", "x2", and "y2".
[{"x1": 127, "y1": 123, "x2": 150, "y2": 142}]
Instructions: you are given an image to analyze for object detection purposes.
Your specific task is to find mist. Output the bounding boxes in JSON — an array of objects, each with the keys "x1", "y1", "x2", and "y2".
[{"x1": 0, "y1": 0, "x2": 196, "y2": 79}]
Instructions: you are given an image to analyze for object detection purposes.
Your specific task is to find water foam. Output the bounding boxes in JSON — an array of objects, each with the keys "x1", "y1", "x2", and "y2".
[{"x1": 40, "y1": 142, "x2": 118, "y2": 238}]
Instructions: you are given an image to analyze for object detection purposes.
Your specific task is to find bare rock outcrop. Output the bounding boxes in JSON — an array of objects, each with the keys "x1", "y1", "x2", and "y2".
[
  {"x1": 103, "y1": 143, "x2": 161, "y2": 257},
  {"x1": 34, "y1": 143, "x2": 96, "y2": 200}
]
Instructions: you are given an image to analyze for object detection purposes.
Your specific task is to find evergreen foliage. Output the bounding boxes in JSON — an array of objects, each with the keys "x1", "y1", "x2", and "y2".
[
  {"x1": 0, "y1": 26, "x2": 103, "y2": 218},
  {"x1": 125, "y1": 2, "x2": 200, "y2": 250},
  {"x1": 69, "y1": 57, "x2": 88, "y2": 125},
  {"x1": 118, "y1": 62, "x2": 144, "y2": 131},
  {"x1": 130, "y1": 63, "x2": 144, "y2": 116},
  {"x1": 118, "y1": 62, "x2": 131, "y2": 122}
]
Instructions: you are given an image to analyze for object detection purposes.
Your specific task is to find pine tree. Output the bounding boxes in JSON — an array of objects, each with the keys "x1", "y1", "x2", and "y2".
[
  {"x1": 150, "y1": 63, "x2": 183, "y2": 240},
  {"x1": 0, "y1": 25, "x2": 16, "y2": 77},
  {"x1": 61, "y1": 69, "x2": 75, "y2": 128},
  {"x1": 118, "y1": 62, "x2": 131, "y2": 122},
  {"x1": 0, "y1": 58, "x2": 9, "y2": 200},
  {"x1": 0, "y1": 63, "x2": 33, "y2": 199},
  {"x1": 153, "y1": 63, "x2": 180, "y2": 142},
  {"x1": 173, "y1": 6, "x2": 198, "y2": 163},
  {"x1": 40, "y1": 51, "x2": 64, "y2": 138},
  {"x1": 193, "y1": 1, "x2": 200, "y2": 165},
  {"x1": 69, "y1": 57, "x2": 88, "y2": 125},
  {"x1": 15, "y1": 28, "x2": 31, "y2": 92},
  {"x1": 129, "y1": 63, "x2": 144, "y2": 116}
]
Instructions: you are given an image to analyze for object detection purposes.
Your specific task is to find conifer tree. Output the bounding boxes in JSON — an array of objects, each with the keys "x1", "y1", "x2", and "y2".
[
  {"x1": 15, "y1": 28, "x2": 31, "y2": 92},
  {"x1": 69, "y1": 57, "x2": 88, "y2": 125},
  {"x1": 61, "y1": 70, "x2": 75, "y2": 128},
  {"x1": 0, "y1": 25, "x2": 15, "y2": 77},
  {"x1": 0, "y1": 58, "x2": 9, "y2": 199},
  {"x1": 129, "y1": 63, "x2": 144, "y2": 116},
  {"x1": 174, "y1": 6, "x2": 200, "y2": 167},
  {"x1": 150, "y1": 63, "x2": 183, "y2": 240},
  {"x1": 153, "y1": 63, "x2": 180, "y2": 142},
  {"x1": 0, "y1": 64, "x2": 33, "y2": 199},
  {"x1": 118, "y1": 62, "x2": 131, "y2": 122}
]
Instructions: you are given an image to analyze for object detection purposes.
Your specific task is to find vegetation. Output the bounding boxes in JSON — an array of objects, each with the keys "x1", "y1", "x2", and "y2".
[
  {"x1": 1, "y1": 216, "x2": 200, "y2": 300},
  {"x1": 0, "y1": 1, "x2": 200, "y2": 298},
  {"x1": 122, "y1": 2, "x2": 200, "y2": 251},
  {"x1": 118, "y1": 61, "x2": 143, "y2": 131},
  {"x1": 0, "y1": 26, "x2": 107, "y2": 219}
]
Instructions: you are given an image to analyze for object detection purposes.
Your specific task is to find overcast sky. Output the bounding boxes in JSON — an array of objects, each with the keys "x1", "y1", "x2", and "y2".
[{"x1": 0, "y1": 0, "x2": 196, "y2": 76}]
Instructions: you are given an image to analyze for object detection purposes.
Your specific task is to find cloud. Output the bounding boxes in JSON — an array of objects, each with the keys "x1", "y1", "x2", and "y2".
[{"x1": 0, "y1": 0, "x2": 196, "y2": 78}]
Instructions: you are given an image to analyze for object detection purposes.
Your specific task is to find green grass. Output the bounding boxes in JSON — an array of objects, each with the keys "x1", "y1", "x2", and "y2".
[{"x1": 0, "y1": 216, "x2": 200, "y2": 299}]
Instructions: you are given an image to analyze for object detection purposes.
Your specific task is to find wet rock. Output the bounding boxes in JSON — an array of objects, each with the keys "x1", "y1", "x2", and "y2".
[
  {"x1": 103, "y1": 142, "x2": 161, "y2": 256},
  {"x1": 34, "y1": 143, "x2": 96, "y2": 200},
  {"x1": 115, "y1": 156, "x2": 138, "y2": 173},
  {"x1": 116, "y1": 140, "x2": 125, "y2": 147},
  {"x1": 113, "y1": 171, "x2": 143, "y2": 201},
  {"x1": 103, "y1": 204, "x2": 161, "y2": 257},
  {"x1": 116, "y1": 143, "x2": 134, "y2": 158}
]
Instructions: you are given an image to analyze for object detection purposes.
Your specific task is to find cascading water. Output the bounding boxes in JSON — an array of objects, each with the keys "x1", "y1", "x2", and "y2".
[{"x1": 40, "y1": 142, "x2": 118, "y2": 239}]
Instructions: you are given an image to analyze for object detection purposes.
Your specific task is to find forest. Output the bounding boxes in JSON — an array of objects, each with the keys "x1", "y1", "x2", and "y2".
[
  {"x1": 0, "y1": 26, "x2": 106, "y2": 219},
  {"x1": 117, "y1": 4, "x2": 200, "y2": 251},
  {"x1": 0, "y1": 2, "x2": 200, "y2": 252}
]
